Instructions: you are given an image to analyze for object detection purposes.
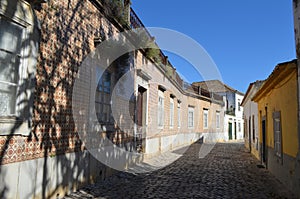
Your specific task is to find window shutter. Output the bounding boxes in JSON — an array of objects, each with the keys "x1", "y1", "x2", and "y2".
[{"x1": 273, "y1": 111, "x2": 282, "y2": 160}]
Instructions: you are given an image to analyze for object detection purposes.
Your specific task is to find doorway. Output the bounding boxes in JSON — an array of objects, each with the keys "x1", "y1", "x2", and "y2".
[
  {"x1": 234, "y1": 122, "x2": 237, "y2": 140},
  {"x1": 137, "y1": 86, "x2": 147, "y2": 132},
  {"x1": 249, "y1": 117, "x2": 251, "y2": 152},
  {"x1": 228, "y1": 122, "x2": 233, "y2": 140},
  {"x1": 262, "y1": 118, "x2": 267, "y2": 166},
  {"x1": 136, "y1": 86, "x2": 147, "y2": 152}
]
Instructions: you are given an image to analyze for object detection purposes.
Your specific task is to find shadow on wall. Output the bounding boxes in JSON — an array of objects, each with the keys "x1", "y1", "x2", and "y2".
[{"x1": 0, "y1": 0, "x2": 139, "y2": 198}]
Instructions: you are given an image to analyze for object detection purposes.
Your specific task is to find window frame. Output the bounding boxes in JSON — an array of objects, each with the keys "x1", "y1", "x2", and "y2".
[
  {"x1": 188, "y1": 106, "x2": 194, "y2": 129},
  {"x1": 252, "y1": 115, "x2": 255, "y2": 141},
  {"x1": 238, "y1": 101, "x2": 241, "y2": 111},
  {"x1": 169, "y1": 97, "x2": 174, "y2": 128},
  {"x1": 177, "y1": 102, "x2": 181, "y2": 128},
  {"x1": 273, "y1": 111, "x2": 282, "y2": 160},
  {"x1": 216, "y1": 111, "x2": 220, "y2": 129},
  {"x1": 157, "y1": 89, "x2": 165, "y2": 129},
  {"x1": 0, "y1": 1, "x2": 38, "y2": 136},
  {"x1": 203, "y1": 108, "x2": 209, "y2": 129},
  {"x1": 0, "y1": 16, "x2": 26, "y2": 117},
  {"x1": 95, "y1": 71, "x2": 113, "y2": 124}
]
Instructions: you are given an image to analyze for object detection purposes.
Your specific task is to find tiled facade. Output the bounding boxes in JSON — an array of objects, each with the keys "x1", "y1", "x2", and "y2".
[{"x1": 0, "y1": 0, "x2": 123, "y2": 165}]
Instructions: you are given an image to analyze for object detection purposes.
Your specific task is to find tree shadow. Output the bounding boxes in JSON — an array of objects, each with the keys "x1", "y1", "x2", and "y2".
[{"x1": 0, "y1": 0, "x2": 139, "y2": 198}]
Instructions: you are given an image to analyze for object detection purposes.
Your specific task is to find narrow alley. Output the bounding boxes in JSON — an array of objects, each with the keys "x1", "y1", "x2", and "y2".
[{"x1": 64, "y1": 142, "x2": 296, "y2": 199}]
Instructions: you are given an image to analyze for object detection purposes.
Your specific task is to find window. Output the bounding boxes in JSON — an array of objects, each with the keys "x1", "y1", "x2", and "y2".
[
  {"x1": 0, "y1": 1, "x2": 39, "y2": 135},
  {"x1": 0, "y1": 17, "x2": 24, "y2": 116},
  {"x1": 238, "y1": 101, "x2": 241, "y2": 111},
  {"x1": 177, "y1": 102, "x2": 181, "y2": 128},
  {"x1": 169, "y1": 97, "x2": 174, "y2": 128},
  {"x1": 249, "y1": 117, "x2": 251, "y2": 139},
  {"x1": 273, "y1": 111, "x2": 282, "y2": 158},
  {"x1": 97, "y1": 71, "x2": 111, "y2": 93},
  {"x1": 96, "y1": 71, "x2": 112, "y2": 123},
  {"x1": 188, "y1": 107, "x2": 194, "y2": 128},
  {"x1": 157, "y1": 90, "x2": 164, "y2": 128},
  {"x1": 252, "y1": 115, "x2": 255, "y2": 141},
  {"x1": 203, "y1": 109, "x2": 208, "y2": 129},
  {"x1": 244, "y1": 119, "x2": 247, "y2": 138},
  {"x1": 238, "y1": 122, "x2": 241, "y2": 132},
  {"x1": 216, "y1": 111, "x2": 220, "y2": 129}
]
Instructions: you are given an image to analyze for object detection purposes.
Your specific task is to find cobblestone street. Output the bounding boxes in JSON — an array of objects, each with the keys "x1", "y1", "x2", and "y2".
[{"x1": 64, "y1": 142, "x2": 297, "y2": 199}]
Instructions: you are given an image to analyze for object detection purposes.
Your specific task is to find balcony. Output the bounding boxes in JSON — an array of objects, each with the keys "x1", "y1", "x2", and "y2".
[{"x1": 225, "y1": 108, "x2": 235, "y2": 116}]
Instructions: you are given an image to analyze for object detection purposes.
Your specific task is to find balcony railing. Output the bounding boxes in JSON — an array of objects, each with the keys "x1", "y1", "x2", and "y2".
[
  {"x1": 225, "y1": 109, "x2": 235, "y2": 116},
  {"x1": 129, "y1": 8, "x2": 223, "y2": 104},
  {"x1": 130, "y1": 8, "x2": 151, "y2": 37}
]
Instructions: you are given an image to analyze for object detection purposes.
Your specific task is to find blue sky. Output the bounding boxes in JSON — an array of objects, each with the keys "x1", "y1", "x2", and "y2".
[{"x1": 131, "y1": 0, "x2": 296, "y2": 93}]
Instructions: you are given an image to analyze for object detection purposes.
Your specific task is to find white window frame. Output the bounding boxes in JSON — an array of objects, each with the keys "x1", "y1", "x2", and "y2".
[
  {"x1": 203, "y1": 109, "x2": 209, "y2": 129},
  {"x1": 0, "y1": 16, "x2": 26, "y2": 117},
  {"x1": 169, "y1": 97, "x2": 174, "y2": 128},
  {"x1": 0, "y1": 1, "x2": 38, "y2": 136},
  {"x1": 157, "y1": 90, "x2": 164, "y2": 129},
  {"x1": 188, "y1": 106, "x2": 194, "y2": 129},
  {"x1": 177, "y1": 102, "x2": 181, "y2": 128},
  {"x1": 216, "y1": 111, "x2": 220, "y2": 129}
]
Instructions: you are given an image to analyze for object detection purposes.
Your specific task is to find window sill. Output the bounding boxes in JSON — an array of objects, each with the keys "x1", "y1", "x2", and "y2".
[{"x1": 0, "y1": 117, "x2": 31, "y2": 136}]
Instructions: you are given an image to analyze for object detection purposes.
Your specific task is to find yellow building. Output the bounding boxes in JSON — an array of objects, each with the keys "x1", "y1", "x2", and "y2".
[{"x1": 253, "y1": 60, "x2": 300, "y2": 196}]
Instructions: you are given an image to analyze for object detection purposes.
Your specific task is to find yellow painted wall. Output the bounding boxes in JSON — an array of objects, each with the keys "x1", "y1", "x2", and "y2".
[
  {"x1": 258, "y1": 70, "x2": 298, "y2": 158},
  {"x1": 251, "y1": 143, "x2": 260, "y2": 160}
]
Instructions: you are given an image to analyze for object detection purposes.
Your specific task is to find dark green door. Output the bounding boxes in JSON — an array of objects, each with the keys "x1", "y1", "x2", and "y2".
[
  {"x1": 228, "y1": 122, "x2": 232, "y2": 140},
  {"x1": 234, "y1": 122, "x2": 237, "y2": 140}
]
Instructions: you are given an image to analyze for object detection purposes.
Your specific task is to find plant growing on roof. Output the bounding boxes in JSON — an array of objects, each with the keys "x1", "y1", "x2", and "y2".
[{"x1": 102, "y1": 0, "x2": 130, "y2": 26}]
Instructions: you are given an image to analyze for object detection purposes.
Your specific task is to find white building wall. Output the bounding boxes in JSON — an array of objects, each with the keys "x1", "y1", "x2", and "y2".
[
  {"x1": 235, "y1": 93, "x2": 244, "y2": 119},
  {"x1": 223, "y1": 93, "x2": 244, "y2": 141},
  {"x1": 243, "y1": 100, "x2": 259, "y2": 149},
  {"x1": 235, "y1": 93, "x2": 244, "y2": 140}
]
